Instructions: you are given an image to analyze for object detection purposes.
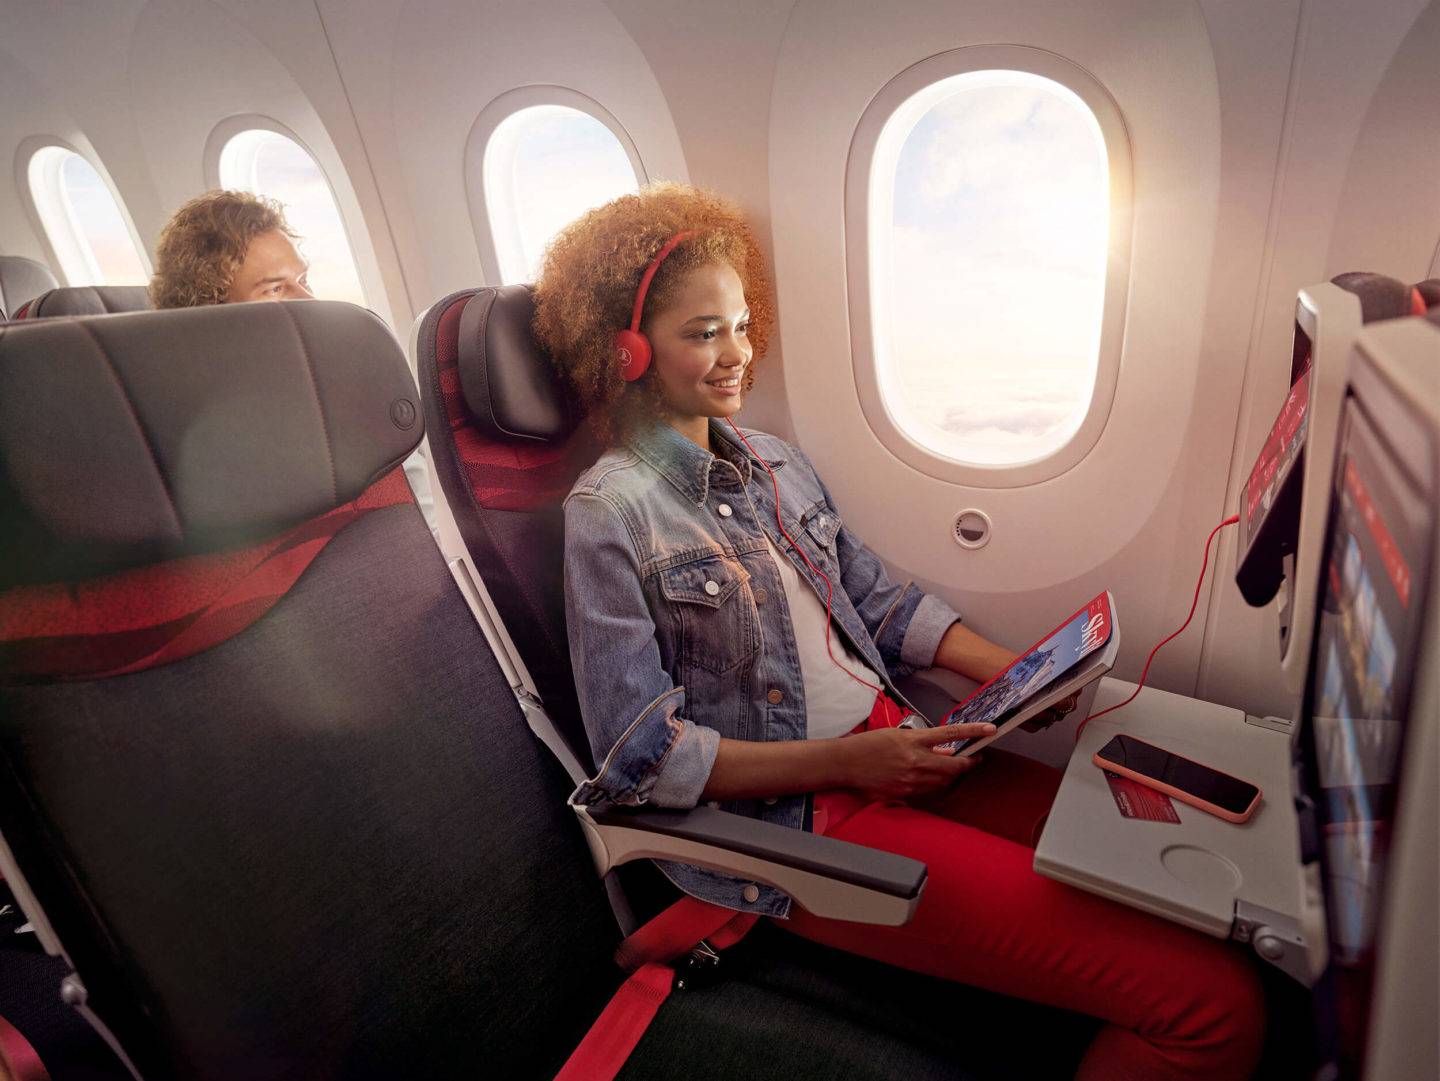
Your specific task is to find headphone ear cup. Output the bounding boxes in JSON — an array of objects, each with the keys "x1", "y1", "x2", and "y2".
[{"x1": 616, "y1": 329, "x2": 652, "y2": 381}]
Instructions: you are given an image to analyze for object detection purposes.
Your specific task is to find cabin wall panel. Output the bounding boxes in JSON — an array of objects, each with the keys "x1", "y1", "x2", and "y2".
[
  {"x1": 770, "y1": 0, "x2": 1239, "y2": 706},
  {"x1": 0, "y1": 49, "x2": 84, "y2": 268},
  {"x1": 602, "y1": 0, "x2": 797, "y2": 438},
  {"x1": 318, "y1": 0, "x2": 689, "y2": 312},
  {"x1": 1324, "y1": 1, "x2": 1440, "y2": 282},
  {"x1": 1196, "y1": 0, "x2": 1431, "y2": 716}
]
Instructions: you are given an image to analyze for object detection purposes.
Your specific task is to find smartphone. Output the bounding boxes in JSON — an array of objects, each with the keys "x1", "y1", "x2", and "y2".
[{"x1": 1092, "y1": 734, "x2": 1262, "y2": 824}]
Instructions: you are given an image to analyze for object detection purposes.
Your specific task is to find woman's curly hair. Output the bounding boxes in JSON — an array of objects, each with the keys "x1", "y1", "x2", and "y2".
[
  {"x1": 533, "y1": 183, "x2": 775, "y2": 442},
  {"x1": 149, "y1": 190, "x2": 295, "y2": 309}
]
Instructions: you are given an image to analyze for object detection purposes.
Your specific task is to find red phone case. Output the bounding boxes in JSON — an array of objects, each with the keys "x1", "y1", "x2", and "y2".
[{"x1": 1092, "y1": 738, "x2": 1262, "y2": 824}]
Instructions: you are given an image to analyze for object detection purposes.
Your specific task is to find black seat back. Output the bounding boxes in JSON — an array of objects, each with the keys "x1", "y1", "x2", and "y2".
[
  {"x1": 0, "y1": 302, "x2": 619, "y2": 1078},
  {"x1": 414, "y1": 286, "x2": 602, "y2": 773}
]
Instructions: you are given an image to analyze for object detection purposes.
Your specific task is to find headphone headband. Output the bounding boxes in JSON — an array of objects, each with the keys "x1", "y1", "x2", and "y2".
[{"x1": 629, "y1": 230, "x2": 697, "y2": 333}]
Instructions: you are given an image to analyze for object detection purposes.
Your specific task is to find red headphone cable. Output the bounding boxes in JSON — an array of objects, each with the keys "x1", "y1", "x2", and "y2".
[
  {"x1": 726, "y1": 419, "x2": 883, "y2": 695},
  {"x1": 1073, "y1": 514, "x2": 1239, "y2": 742}
]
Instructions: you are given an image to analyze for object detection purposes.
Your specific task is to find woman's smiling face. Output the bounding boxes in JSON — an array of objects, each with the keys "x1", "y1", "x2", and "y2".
[{"x1": 644, "y1": 261, "x2": 752, "y2": 446}]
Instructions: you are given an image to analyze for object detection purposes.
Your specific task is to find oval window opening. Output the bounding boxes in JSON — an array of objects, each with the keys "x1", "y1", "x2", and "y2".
[
  {"x1": 218, "y1": 129, "x2": 367, "y2": 306},
  {"x1": 483, "y1": 105, "x2": 639, "y2": 284},
  {"x1": 872, "y1": 70, "x2": 1109, "y2": 467},
  {"x1": 28, "y1": 146, "x2": 148, "y2": 286}
]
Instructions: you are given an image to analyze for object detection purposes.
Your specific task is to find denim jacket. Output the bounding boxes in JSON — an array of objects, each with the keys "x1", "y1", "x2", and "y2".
[{"x1": 563, "y1": 419, "x2": 961, "y2": 917}]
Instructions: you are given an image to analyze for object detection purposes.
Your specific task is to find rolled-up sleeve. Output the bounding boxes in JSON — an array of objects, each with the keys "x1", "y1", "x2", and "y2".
[
  {"x1": 791, "y1": 446, "x2": 962, "y2": 679},
  {"x1": 564, "y1": 491, "x2": 720, "y2": 809}
]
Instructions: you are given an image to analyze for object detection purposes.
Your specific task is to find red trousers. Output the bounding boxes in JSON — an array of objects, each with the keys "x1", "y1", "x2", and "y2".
[{"x1": 780, "y1": 697, "x2": 1266, "y2": 1081}]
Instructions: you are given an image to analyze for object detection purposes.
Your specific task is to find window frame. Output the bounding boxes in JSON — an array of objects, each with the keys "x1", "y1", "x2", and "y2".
[
  {"x1": 845, "y1": 45, "x2": 1134, "y2": 488},
  {"x1": 464, "y1": 86, "x2": 648, "y2": 286},
  {"x1": 19, "y1": 138, "x2": 151, "y2": 287},
  {"x1": 204, "y1": 115, "x2": 374, "y2": 310}
]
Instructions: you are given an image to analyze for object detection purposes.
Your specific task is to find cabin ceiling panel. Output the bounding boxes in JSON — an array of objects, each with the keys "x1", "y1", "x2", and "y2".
[{"x1": 770, "y1": 0, "x2": 1232, "y2": 699}]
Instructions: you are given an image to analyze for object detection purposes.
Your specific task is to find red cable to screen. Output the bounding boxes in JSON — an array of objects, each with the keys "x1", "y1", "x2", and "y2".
[{"x1": 1073, "y1": 514, "x2": 1240, "y2": 742}]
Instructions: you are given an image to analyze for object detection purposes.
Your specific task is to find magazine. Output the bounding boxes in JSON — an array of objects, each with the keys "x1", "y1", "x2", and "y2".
[{"x1": 937, "y1": 592, "x2": 1118, "y2": 756}]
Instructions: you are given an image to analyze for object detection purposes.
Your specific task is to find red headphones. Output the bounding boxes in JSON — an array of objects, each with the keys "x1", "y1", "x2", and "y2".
[{"x1": 616, "y1": 230, "x2": 697, "y2": 381}]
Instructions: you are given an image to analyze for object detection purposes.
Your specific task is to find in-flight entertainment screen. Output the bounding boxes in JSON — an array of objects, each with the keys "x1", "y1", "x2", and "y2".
[{"x1": 1301, "y1": 393, "x2": 1432, "y2": 1072}]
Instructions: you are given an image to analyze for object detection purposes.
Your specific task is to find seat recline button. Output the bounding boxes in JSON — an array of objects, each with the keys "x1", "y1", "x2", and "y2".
[
  {"x1": 742, "y1": 884, "x2": 760, "y2": 904},
  {"x1": 717, "y1": 503, "x2": 733, "y2": 517},
  {"x1": 704, "y1": 580, "x2": 721, "y2": 597},
  {"x1": 766, "y1": 689, "x2": 783, "y2": 705}
]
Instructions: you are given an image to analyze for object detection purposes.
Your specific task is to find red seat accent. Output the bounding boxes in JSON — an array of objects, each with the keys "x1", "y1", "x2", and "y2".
[
  {"x1": 0, "y1": 1013, "x2": 49, "y2": 1081},
  {"x1": 434, "y1": 295, "x2": 598, "y2": 513},
  {"x1": 0, "y1": 468, "x2": 413, "y2": 681}
]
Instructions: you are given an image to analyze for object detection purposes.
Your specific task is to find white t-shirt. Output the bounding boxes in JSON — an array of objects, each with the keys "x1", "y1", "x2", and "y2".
[{"x1": 762, "y1": 534, "x2": 880, "y2": 739}]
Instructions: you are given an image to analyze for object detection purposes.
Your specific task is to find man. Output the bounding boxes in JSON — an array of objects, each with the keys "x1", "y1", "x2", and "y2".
[
  {"x1": 149, "y1": 190, "x2": 313, "y2": 308},
  {"x1": 148, "y1": 189, "x2": 436, "y2": 531}
]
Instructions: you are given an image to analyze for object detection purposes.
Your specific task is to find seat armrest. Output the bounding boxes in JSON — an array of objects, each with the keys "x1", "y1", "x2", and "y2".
[{"x1": 574, "y1": 803, "x2": 926, "y2": 926}]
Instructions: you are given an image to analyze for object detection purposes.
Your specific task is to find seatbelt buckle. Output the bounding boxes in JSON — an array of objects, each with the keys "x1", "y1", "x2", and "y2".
[{"x1": 672, "y1": 941, "x2": 724, "y2": 991}]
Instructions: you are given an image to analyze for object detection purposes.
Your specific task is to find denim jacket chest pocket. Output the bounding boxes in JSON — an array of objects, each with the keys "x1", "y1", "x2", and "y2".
[
  {"x1": 798, "y1": 502, "x2": 842, "y2": 575},
  {"x1": 656, "y1": 553, "x2": 761, "y2": 675}
]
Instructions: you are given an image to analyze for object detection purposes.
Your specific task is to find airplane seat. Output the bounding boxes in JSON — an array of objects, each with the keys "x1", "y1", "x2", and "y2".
[
  {"x1": 0, "y1": 256, "x2": 59, "y2": 321},
  {"x1": 8, "y1": 285, "x2": 151, "y2": 320},
  {"x1": 1329, "y1": 270, "x2": 1427, "y2": 323},
  {"x1": 414, "y1": 285, "x2": 603, "y2": 773},
  {"x1": 1414, "y1": 277, "x2": 1440, "y2": 310},
  {"x1": 0, "y1": 300, "x2": 1094, "y2": 1079}
]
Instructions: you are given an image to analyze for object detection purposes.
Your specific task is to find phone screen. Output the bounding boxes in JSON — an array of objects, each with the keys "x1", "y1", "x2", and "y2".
[{"x1": 1096, "y1": 735, "x2": 1259, "y2": 815}]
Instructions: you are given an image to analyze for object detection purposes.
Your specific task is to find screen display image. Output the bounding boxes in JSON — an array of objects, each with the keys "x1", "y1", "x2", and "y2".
[
  {"x1": 1095, "y1": 735, "x2": 1259, "y2": 815},
  {"x1": 1241, "y1": 365, "x2": 1312, "y2": 552},
  {"x1": 1299, "y1": 391, "x2": 1432, "y2": 1077}
]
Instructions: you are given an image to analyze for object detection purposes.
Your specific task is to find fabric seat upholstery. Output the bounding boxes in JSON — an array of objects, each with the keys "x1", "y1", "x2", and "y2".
[{"x1": 7, "y1": 285, "x2": 150, "y2": 320}]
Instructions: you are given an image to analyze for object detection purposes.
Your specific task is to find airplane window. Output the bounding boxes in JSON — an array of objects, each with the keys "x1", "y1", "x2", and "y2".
[
  {"x1": 218, "y1": 128, "x2": 366, "y2": 306},
  {"x1": 26, "y1": 146, "x2": 149, "y2": 287},
  {"x1": 483, "y1": 105, "x2": 639, "y2": 284},
  {"x1": 871, "y1": 70, "x2": 1110, "y2": 467}
]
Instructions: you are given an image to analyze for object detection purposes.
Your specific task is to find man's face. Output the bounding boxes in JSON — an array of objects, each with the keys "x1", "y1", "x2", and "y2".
[{"x1": 223, "y1": 229, "x2": 314, "y2": 303}]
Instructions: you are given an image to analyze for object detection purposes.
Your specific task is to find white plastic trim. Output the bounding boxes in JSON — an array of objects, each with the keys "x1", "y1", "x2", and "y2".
[
  {"x1": 844, "y1": 45, "x2": 1134, "y2": 488},
  {"x1": 16, "y1": 137, "x2": 151, "y2": 288},
  {"x1": 464, "y1": 86, "x2": 648, "y2": 287}
]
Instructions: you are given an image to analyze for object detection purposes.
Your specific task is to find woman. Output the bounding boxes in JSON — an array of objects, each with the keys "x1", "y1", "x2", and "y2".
[{"x1": 536, "y1": 183, "x2": 1264, "y2": 1081}]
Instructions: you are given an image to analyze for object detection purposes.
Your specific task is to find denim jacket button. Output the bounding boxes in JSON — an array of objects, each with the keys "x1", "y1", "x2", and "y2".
[
  {"x1": 753, "y1": 586, "x2": 768, "y2": 605},
  {"x1": 742, "y1": 884, "x2": 760, "y2": 903},
  {"x1": 766, "y1": 689, "x2": 783, "y2": 705},
  {"x1": 717, "y1": 503, "x2": 733, "y2": 517},
  {"x1": 763, "y1": 796, "x2": 778, "y2": 806},
  {"x1": 704, "y1": 579, "x2": 721, "y2": 596}
]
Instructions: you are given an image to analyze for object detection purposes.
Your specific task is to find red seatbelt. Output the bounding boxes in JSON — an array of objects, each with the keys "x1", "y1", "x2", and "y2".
[
  {"x1": 555, "y1": 896, "x2": 758, "y2": 1081},
  {"x1": 0, "y1": 1013, "x2": 50, "y2": 1081}
]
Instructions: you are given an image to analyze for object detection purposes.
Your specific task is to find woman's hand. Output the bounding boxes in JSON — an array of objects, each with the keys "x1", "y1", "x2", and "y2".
[{"x1": 838, "y1": 722, "x2": 996, "y2": 802}]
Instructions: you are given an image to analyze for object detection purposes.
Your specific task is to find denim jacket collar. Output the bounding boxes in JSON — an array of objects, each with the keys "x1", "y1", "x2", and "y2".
[{"x1": 625, "y1": 418, "x2": 786, "y2": 506}]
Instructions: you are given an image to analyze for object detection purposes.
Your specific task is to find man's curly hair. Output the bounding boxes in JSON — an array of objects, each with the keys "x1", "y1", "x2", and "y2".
[
  {"x1": 149, "y1": 190, "x2": 295, "y2": 309},
  {"x1": 533, "y1": 183, "x2": 775, "y2": 441}
]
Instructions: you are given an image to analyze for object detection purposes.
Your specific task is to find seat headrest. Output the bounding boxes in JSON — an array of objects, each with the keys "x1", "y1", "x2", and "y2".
[
  {"x1": 0, "y1": 301, "x2": 422, "y2": 588},
  {"x1": 0, "y1": 256, "x2": 59, "y2": 319},
  {"x1": 1331, "y1": 271, "x2": 1426, "y2": 323},
  {"x1": 456, "y1": 285, "x2": 577, "y2": 443},
  {"x1": 21, "y1": 285, "x2": 152, "y2": 319}
]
